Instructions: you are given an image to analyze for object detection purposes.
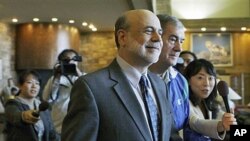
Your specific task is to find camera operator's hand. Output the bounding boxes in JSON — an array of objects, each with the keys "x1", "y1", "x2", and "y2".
[
  {"x1": 53, "y1": 63, "x2": 62, "y2": 77},
  {"x1": 75, "y1": 65, "x2": 83, "y2": 76},
  {"x1": 22, "y1": 110, "x2": 40, "y2": 124}
]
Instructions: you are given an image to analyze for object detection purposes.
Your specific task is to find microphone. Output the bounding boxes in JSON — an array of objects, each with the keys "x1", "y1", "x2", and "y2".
[
  {"x1": 32, "y1": 101, "x2": 50, "y2": 117},
  {"x1": 217, "y1": 80, "x2": 230, "y2": 113}
]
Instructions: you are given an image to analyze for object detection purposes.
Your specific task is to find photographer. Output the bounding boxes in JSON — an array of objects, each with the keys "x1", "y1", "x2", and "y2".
[{"x1": 42, "y1": 49, "x2": 85, "y2": 136}]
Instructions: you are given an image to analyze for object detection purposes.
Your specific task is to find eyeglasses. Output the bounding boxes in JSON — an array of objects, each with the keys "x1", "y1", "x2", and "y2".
[{"x1": 168, "y1": 35, "x2": 184, "y2": 45}]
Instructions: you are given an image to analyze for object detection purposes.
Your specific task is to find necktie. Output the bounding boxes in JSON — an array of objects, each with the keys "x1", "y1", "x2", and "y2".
[{"x1": 139, "y1": 75, "x2": 159, "y2": 141}]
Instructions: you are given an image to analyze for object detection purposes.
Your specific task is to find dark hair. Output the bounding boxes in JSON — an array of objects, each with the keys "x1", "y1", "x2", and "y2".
[
  {"x1": 184, "y1": 59, "x2": 218, "y2": 118},
  {"x1": 174, "y1": 51, "x2": 197, "y2": 74},
  {"x1": 157, "y1": 14, "x2": 185, "y2": 32},
  {"x1": 18, "y1": 70, "x2": 42, "y2": 86},
  {"x1": 114, "y1": 15, "x2": 129, "y2": 48},
  {"x1": 58, "y1": 49, "x2": 79, "y2": 61},
  {"x1": 180, "y1": 50, "x2": 197, "y2": 60}
]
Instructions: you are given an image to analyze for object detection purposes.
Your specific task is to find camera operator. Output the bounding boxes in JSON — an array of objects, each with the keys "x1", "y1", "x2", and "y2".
[{"x1": 42, "y1": 49, "x2": 85, "y2": 136}]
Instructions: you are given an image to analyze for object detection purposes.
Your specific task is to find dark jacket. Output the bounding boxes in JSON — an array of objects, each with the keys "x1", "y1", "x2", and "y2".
[{"x1": 4, "y1": 99, "x2": 59, "y2": 141}]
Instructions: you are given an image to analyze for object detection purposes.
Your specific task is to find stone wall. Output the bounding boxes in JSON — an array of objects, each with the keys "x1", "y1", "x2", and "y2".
[
  {"x1": 79, "y1": 32, "x2": 117, "y2": 73},
  {"x1": 0, "y1": 23, "x2": 16, "y2": 92},
  {"x1": 0, "y1": 24, "x2": 118, "y2": 93}
]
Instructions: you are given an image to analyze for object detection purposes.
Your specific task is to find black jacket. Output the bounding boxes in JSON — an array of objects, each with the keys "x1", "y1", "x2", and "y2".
[{"x1": 4, "y1": 99, "x2": 59, "y2": 141}]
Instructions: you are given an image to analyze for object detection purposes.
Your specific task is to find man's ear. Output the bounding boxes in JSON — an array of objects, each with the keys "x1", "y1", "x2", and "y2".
[{"x1": 117, "y1": 29, "x2": 127, "y2": 48}]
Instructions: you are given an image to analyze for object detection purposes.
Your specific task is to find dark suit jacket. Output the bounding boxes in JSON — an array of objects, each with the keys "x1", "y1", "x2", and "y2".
[
  {"x1": 62, "y1": 60, "x2": 172, "y2": 141},
  {"x1": 4, "y1": 99, "x2": 59, "y2": 141}
]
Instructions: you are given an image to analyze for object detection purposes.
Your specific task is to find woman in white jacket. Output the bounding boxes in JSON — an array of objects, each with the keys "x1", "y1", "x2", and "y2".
[{"x1": 183, "y1": 59, "x2": 237, "y2": 141}]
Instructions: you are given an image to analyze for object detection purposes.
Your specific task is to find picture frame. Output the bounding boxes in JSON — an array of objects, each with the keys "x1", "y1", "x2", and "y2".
[{"x1": 191, "y1": 33, "x2": 233, "y2": 67}]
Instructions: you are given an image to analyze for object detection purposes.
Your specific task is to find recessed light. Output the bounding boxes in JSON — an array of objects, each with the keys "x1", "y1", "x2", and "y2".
[
  {"x1": 52, "y1": 18, "x2": 58, "y2": 22},
  {"x1": 220, "y1": 27, "x2": 226, "y2": 31},
  {"x1": 241, "y1": 27, "x2": 247, "y2": 31},
  {"x1": 12, "y1": 18, "x2": 18, "y2": 23},
  {"x1": 201, "y1": 27, "x2": 206, "y2": 31},
  {"x1": 69, "y1": 20, "x2": 75, "y2": 24},
  {"x1": 92, "y1": 27, "x2": 97, "y2": 31},
  {"x1": 33, "y1": 18, "x2": 39, "y2": 22},
  {"x1": 82, "y1": 22, "x2": 88, "y2": 26},
  {"x1": 88, "y1": 24, "x2": 94, "y2": 29}
]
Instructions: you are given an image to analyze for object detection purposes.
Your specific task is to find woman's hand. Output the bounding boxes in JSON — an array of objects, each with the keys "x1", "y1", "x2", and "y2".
[
  {"x1": 22, "y1": 110, "x2": 40, "y2": 124},
  {"x1": 218, "y1": 113, "x2": 237, "y2": 132}
]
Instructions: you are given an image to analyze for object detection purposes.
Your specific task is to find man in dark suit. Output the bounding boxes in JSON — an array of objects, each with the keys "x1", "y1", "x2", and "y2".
[{"x1": 61, "y1": 9, "x2": 172, "y2": 141}]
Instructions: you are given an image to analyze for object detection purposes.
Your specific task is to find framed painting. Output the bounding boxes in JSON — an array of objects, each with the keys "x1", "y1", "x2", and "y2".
[{"x1": 191, "y1": 33, "x2": 233, "y2": 67}]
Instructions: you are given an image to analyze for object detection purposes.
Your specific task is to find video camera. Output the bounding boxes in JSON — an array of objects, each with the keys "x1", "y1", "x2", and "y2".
[{"x1": 57, "y1": 55, "x2": 82, "y2": 76}]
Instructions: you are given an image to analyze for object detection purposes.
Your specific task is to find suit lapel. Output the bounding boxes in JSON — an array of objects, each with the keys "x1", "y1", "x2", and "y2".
[{"x1": 108, "y1": 60, "x2": 152, "y2": 141}]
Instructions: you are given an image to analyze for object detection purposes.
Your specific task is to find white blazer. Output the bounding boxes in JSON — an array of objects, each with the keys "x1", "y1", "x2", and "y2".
[{"x1": 188, "y1": 100, "x2": 226, "y2": 140}]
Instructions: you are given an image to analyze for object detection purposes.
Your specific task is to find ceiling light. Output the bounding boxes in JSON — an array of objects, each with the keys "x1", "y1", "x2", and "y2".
[
  {"x1": 220, "y1": 27, "x2": 226, "y2": 31},
  {"x1": 82, "y1": 22, "x2": 88, "y2": 26},
  {"x1": 241, "y1": 27, "x2": 247, "y2": 31},
  {"x1": 33, "y1": 18, "x2": 39, "y2": 22},
  {"x1": 52, "y1": 18, "x2": 58, "y2": 22},
  {"x1": 69, "y1": 20, "x2": 75, "y2": 24},
  {"x1": 88, "y1": 24, "x2": 94, "y2": 29},
  {"x1": 201, "y1": 27, "x2": 206, "y2": 31},
  {"x1": 12, "y1": 18, "x2": 18, "y2": 23},
  {"x1": 92, "y1": 27, "x2": 97, "y2": 31}
]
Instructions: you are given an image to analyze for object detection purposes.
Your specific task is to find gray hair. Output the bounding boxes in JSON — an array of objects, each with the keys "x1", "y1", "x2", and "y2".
[{"x1": 157, "y1": 14, "x2": 185, "y2": 31}]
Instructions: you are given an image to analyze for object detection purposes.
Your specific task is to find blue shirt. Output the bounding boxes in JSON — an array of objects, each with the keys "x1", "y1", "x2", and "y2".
[{"x1": 162, "y1": 67, "x2": 189, "y2": 130}]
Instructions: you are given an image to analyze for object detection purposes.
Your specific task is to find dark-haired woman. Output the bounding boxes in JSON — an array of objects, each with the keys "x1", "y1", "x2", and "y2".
[
  {"x1": 183, "y1": 59, "x2": 237, "y2": 141},
  {"x1": 4, "y1": 70, "x2": 59, "y2": 141}
]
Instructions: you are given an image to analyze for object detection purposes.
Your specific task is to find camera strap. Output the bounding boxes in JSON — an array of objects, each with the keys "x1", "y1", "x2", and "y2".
[
  {"x1": 49, "y1": 75, "x2": 73, "y2": 103},
  {"x1": 64, "y1": 75, "x2": 74, "y2": 85},
  {"x1": 49, "y1": 86, "x2": 60, "y2": 104}
]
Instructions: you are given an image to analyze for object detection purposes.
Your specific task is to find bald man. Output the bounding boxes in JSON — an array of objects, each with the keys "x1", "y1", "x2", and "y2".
[{"x1": 61, "y1": 9, "x2": 172, "y2": 141}]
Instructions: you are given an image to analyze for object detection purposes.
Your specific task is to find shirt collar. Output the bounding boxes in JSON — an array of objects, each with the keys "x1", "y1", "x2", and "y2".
[
  {"x1": 116, "y1": 55, "x2": 148, "y2": 88},
  {"x1": 161, "y1": 66, "x2": 178, "y2": 83},
  {"x1": 16, "y1": 96, "x2": 40, "y2": 109}
]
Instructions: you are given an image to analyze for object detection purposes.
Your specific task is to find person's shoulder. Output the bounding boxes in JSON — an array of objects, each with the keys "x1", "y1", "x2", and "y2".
[
  {"x1": 84, "y1": 67, "x2": 109, "y2": 77},
  {"x1": 148, "y1": 71, "x2": 165, "y2": 85},
  {"x1": 176, "y1": 72, "x2": 187, "y2": 83},
  {"x1": 148, "y1": 71, "x2": 162, "y2": 79},
  {"x1": 169, "y1": 67, "x2": 187, "y2": 82},
  {"x1": 76, "y1": 67, "x2": 111, "y2": 85},
  {"x1": 84, "y1": 60, "x2": 120, "y2": 77},
  {"x1": 5, "y1": 98, "x2": 19, "y2": 107}
]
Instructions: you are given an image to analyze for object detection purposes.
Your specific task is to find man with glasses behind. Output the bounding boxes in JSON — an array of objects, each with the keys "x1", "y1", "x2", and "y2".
[{"x1": 150, "y1": 14, "x2": 189, "y2": 141}]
